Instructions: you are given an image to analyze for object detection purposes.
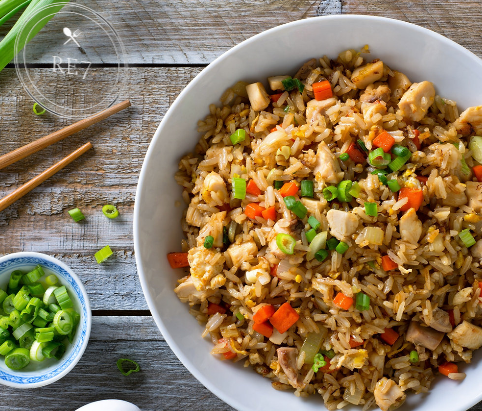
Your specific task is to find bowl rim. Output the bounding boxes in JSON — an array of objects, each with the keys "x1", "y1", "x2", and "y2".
[
  {"x1": 134, "y1": 14, "x2": 482, "y2": 411},
  {"x1": 0, "y1": 252, "x2": 92, "y2": 389}
]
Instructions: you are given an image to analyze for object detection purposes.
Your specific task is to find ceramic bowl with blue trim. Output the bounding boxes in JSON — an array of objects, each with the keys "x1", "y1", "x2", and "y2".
[{"x1": 0, "y1": 252, "x2": 91, "y2": 388}]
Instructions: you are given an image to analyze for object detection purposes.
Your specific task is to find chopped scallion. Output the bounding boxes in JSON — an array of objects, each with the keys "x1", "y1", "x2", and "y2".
[
  {"x1": 95, "y1": 245, "x2": 113, "y2": 264},
  {"x1": 348, "y1": 181, "x2": 361, "y2": 198},
  {"x1": 232, "y1": 178, "x2": 246, "y2": 200},
  {"x1": 326, "y1": 238, "x2": 339, "y2": 250},
  {"x1": 391, "y1": 144, "x2": 410, "y2": 157},
  {"x1": 308, "y1": 216, "x2": 320, "y2": 230},
  {"x1": 459, "y1": 229, "x2": 476, "y2": 248},
  {"x1": 337, "y1": 180, "x2": 353, "y2": 202},
  {"x1": 364, "y1": 202, "x2": 378, "y2": 217},
  {"x1": 368, "y1": 148, "x2": 391, "y2": 168},
  {"x1": 300, "y1": 180, "x2": 314, "y2": 197},
  {"x1": 204, "y1": 235, "x2": 214, "y2": 249},
  {"x1": 305, "y1": 229, "x2": 317, "y2": 243},
  {"x1": 387, "y1": 179, "x2": 401, "y2": 192},
  {"x1": 371, "y1": 170, "x2": 388, "y2": 185},
  {"x1": 32, "y1": 103, "x2": 46, "y2": 116},
  {"x1": 355, "y1": 293, "x2": 370, "y2": 311},
  {"x1": 409, "y1": 350, "x2": 419, "y2": 363},
  {"x1": 388, "y1": 152, "x2": 411, "y2": 172},
  {"x1": 335, "y1": 241, "x2": 349, "y2": 254},
  {"x1": 339, "y1": 152, "x2": 349, "y2": 161},
  {"x1": 102, "y1": 204, "x2": 119, "y2": 219},
  {"x1": 68, "y1": 208, "x2": 85, "y2": 222},
  {"x1": 229, "y1": 129, "x2": 246, "y2": 145},
  {"x1": 357, "y1": 139, "x2": 368, "y2": 153},
  {"x1": 274, "y1": 180, "x2": 284, "y2": 190},
  {"x1": 276, "y1": 233, "x2": 296, "y2": 255},
  {"x1": 235, "y1": 312, "x2": 244, "y2": 321},
  {"x1": 117, "y1": 358, "x2": 140, "y2": 376},
  {"x1": 323, "y1": 186, "x2": 338, "y2": 201},
  {"x1": 314, "y1": 249, "x2": 328, "y2": 262},
  {"x1": 284, "y1": 196, "x2": 307, "y2": 219}
]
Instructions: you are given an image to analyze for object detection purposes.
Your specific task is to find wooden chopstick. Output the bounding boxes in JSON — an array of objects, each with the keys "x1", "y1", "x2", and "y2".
[
  {"x1": 0, "y1": 100, "x2": 130, "y2": 171},
  {"x1": 0, "y1": 142, "x2": 93, "y2": 213}
]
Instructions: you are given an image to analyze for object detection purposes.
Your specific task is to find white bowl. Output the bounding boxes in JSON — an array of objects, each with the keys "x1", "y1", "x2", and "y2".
[
  {"x1": 134, "y1": 15, "x2": 482, "y2": 411},
  {"x1": 0, "y1": 252, "x2": 91, "y2": 388}
]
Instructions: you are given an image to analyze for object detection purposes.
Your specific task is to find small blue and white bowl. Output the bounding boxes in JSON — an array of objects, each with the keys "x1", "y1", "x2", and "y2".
[{"x1": 0, "y1": 252, "x2": 91, "y2": 388}]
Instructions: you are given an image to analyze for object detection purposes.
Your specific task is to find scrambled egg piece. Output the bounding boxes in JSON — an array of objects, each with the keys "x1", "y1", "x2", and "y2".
[
  {"x1": 188, "y1": 246, "x2": 225, "y2": 290},
  {"x1": 338, "y1": 349, "x2": 368, "y2": 370}
]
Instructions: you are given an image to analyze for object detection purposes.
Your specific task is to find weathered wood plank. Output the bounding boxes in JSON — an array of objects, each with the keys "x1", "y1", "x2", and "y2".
[
  {"x1": 0, "y1": 316, "x2": 233, "y2": 411},
  {"x1": 0, "y1": 67, "x2": 202, "y2": 310}
]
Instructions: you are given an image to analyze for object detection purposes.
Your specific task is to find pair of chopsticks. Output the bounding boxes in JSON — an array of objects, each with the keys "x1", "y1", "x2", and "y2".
[{"x1": 0, "y1": 100, "x2": 131, "y2": 213}]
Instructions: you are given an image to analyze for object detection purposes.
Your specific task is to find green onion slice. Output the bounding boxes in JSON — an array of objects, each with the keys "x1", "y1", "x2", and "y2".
[
  {"x1": 13, "y1": 288, "x2": 30, "y2": 311},
  {"x1": 321, "y1": 349, "x2": 336, "y2": 359},
  {"x1": 5, "y1": 348, "x2": 30, "y2": 370},
  {"x1": 323, "y1": 186, "x2": 338, "y2": 201},
  {"x1": 306, "y1": 231, "x2": 328, "y2": 261},
  {"x1": 355, "y1": 293, "x2": 370, "y2": 311},
  {"x1": 45, "y1": 274, "x2": 58, "y2": 287},
  {"x1": 327, "y1": 238, "x2": 339, "y2": 250},
  {"x1": 204, "y1": 235, "x2": 214, "y2": 249},
  {"x1": 3, "y1": 295, "x2": 15, "y2": 314},
  {"x1": 308, "y1": 216, "x2": 321, "y2": 230},
  {"x1": 9, "y1": 310, "x2": 22, "y2": 329},
  {"x1": 53, "y1": 310, "x2": 73, "y2": 335},
  {"x1": 357, "y1": 139, "x2": 368, "y2": 153},
  {"x1": 300, "y1": 180, "x2": 314, "y2": 197},
  {"x1": 43, "y1": 286, "x2": 58, "y2": 305},
  {"x1": 274, "y1": 180, "x2": 284, "y2": 190},
  {"x1": 371, "y1": 170, "x2": 388, "y2": 185},
  {"x1": 284, "y1": 196, "x2": 307, "y2": 219},
  {"x1": 387, "y1": 179, "x2": 401, "y2": 192},
  {"x1": 22, "y1": 265, "x2": 44, "y2": 284},
  {"x1": 409, "y1": 350, "x2": 419, "y2": 363},
  {"x1": 68, "y1": 208, "x2": 85, "y2": 222},
  {"x1": 32, "y1": 103, "x2": 46, "y2": 116},
  {"x1": 19, "y1": 329, "x2": 35, "y2": 349},
  {"x1": 230, "y1": 129, "x2": 246, "y2": 145},
  {"x1": 95, "y1": 245, "x2": 113, "y2": 264},
  {"x1": 337, "y1": 180, "x2": 353, "y2": 202},
  {"x1": 459, "y1": 229, "x2": 476, "y2": 248},
  {"x1": 314, "y1": 249, "x2": 329, "y2": 262},
  {"x1": 0, "y1": 289, "x2": 7, "y2": 305},
  {"x1": 30, "y1": 341, "x2": 47, "y2": 362},
  {"x1": 49, "y1": 303, "x2": 61, "y2": 313},
  {"x1": 276, "y1": 233, "x2": 296, "y2": 255},
  {"x1": 42, "y1": 341, "x2": 61, "y2": 359},
  {"x1": 364, "y1": 202, "x2": 378, "y2": 217},
  {"x1": 8, "y1": 271, "x2": 23, "y2": 291},
  {"x1": 32, "y1": 317, "x2": 48, "y2": 328},
  {"x1": 232, "y1": 178, "x2": 246, "y2": 200},
  {"x1": 53, "y1": 286, "x2": 73, "y2": 310},
  {"x1": 235, "y1": 312, "x2": 244, "y2": 321},
  {"x1": 339, "y1": 152, "x2": 349, "y2": 161},
  {"x1": 13, "y1": 323, "x2": 32, "y2": 340},
  {"x1": 117, "y1": 358, "x2": 140, "y2": 376},
  {"x1": 335, "y1": 241, "x2": 349, "y2": 254},
  {"x1": 469, "y1": 136, "x2": 482, "y2": 163},
  {"x1": 102, "y1": 204, "x2": 119, "y2": 219},
  {"x1": 388, "y1": 152, "x2": 411, "y2": 172},
  {"x1": 305, "y1": 229, "x2": 317, "y2": 243},
  {"x1": 368, "y1": 148, "x2": 391, "y2": 168},
  {"x1": 0, "y1": 340, "x2": 16, "y2": 356},
  {"x1": 391, "y1": 144, "x2": 410, "y2": 157},
  {"x1": 28, "y1": 283, "x2": 45, "y2": 296},
  {"x1": 348, "y1": 181, "x2": 361, "y2": 198}
]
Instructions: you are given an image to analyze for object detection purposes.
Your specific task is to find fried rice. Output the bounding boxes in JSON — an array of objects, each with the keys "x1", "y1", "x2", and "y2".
[{"x1": 172, "y1": 47, "x2": 482, "y2": 411}]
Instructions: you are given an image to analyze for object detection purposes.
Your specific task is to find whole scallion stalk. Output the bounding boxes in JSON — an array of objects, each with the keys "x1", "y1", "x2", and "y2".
[{"x1": 0, "y1": 0, "x2": 69, "y2": 72}]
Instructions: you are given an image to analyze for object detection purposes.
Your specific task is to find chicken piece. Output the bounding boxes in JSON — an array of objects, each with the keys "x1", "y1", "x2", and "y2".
[
  {"x1": 267, "y1": 219, "x2": 295, "y2": 259},
  {"x1": 442, "y1": 184, "x2": 468, "y2": 207},
  {"x1": 362, "y1": 101, "x2": 387, "y2": 125},
  {"x1": 406, "y1": 321, "x2": 444, "y2": 351},
  {"x1": 338, "y1": 349, "x2": 368, "y2": 370},
  {"x1": 326, "y1": 209, "x2": 359, "y2": 241},
  {"x1": 448, "y1": 321, "x2": 482, "y2": 349},
  {"x1": 313, "y1": 141, "x2": 344, "y2": 185},
  {"x1": 277, "y1": 347, "x2": 304, "y2": 388},
  {"x1": 398, "y1": 81, "x2": 435, "y2": 122},
  {"x1": 305, "y1": 97, "x2": 337, "y2": 124},
  {"x1": 202, "y1": 172, "x2": 228, "y2": 205},
  {"x1": 471, "y1": 239, "x2": 482, "y2": 259},
  {"x1": 360, "y1": 84, "x2": 391, "y2": 103},
  {"x1": 198, "y1": 211, "x2": 226, "y2": 248},
  {"x1": 226, "y1": 240, "x2": 258, "y2": 267},
  {"x1": 300, "y1": 197, "x2": 327, "y2": 215},
  {"x1": 246, "y1": 82, "x2": 270, "y2": 112},
  {"x1": 466, "y1": 181, "x2": 482, "y2": 212},
  {"x1": 426, "y1": 143, "x2": 463, "y2": 176},
  {"x1": 188, "y1": 246, "x2": 226, "y2": 290},
  {"x1": 454, "y1": 106, "x2": 482, "y2": 135},
  {"x1": 268, "y1": 75, "x2": 290, "y2": 91},
  {"x1": 294, "y1": 58, "x2": 317, "y2": 80},
  {"x1": 351, "y1": 60, "x2": 384, "y2": 89},
  {"x1": 174, "y1": 276, "x2": 215, "y2": 303},
  {"x1": 369, "y1": 351, "x2": 385, "y2": 373},
  {"x1": 423, "y1": 308, "x2": 452, "y2": 333},
  {"x1": 374, "y1": 378, "x2": 406, "y2": 411},
  {"x1": 399, "y1": 208, "x2": 423, "y2": 245},
  {"x1": 388, "y1": 71, "x2": 412, "y2": 101}
]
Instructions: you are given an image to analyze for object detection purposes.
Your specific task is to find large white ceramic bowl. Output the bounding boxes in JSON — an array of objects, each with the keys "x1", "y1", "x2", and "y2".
[
  {"x1": 134, "y1": 15, "x2": 482, "y2": 411},
  {"x1": 0, "y1": 252, "x2": 91, "y2": 388}
]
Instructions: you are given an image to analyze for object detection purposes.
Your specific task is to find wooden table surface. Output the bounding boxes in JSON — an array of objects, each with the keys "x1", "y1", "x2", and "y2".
[{"x1": 1, "y1": 1, "x2": 482, "y2": 410}]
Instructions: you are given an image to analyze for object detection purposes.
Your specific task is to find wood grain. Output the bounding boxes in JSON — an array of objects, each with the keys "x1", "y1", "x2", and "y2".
[{"x1": 0, "y1": 316, "x2": 234, "y2": 411}]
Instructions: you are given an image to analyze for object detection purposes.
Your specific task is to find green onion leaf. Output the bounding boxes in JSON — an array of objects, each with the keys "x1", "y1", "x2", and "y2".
[
  {"x1": 102, "y1": 204, "x2": 119, "y2": 219},
  {"x1": 357, "y1": 139, "x2": 368, "y2": 153},
  {"x1": 45, "y1": 274, "x2": 58, "y2": 287},
  {"x1": 300, "y1": 180, "x2": 314, "y2": 197},
  {"x1": 42, "y1": 341, "x2": 61, "y2": 358},
  {"x1": 459, "y1": 229, "x2": 476, "y2": 248},
  {"x1": 305, "y1": 228, "x2": 317, "y2": 243},
  {"x1": 387, "y1": 179, "x2": 401, "y2": 192},
  {"x1": 460, "y1": 157, "x2": 471, "y2": 176},
  {"x1": 32, "y1": 103, "x2": 46, "y2": 116},
  {"x1": 348, "y1": 181, "x2": 361, "y2": 198},
  {"x1": 284, "y1": 196, "x2": 307, "y2": 219},
  {"x1": 371, "y1": 170, "x2": 388, "y2": 185},
  {"x1": 53, "y1": 286, "x2": 73, "y2": 310},
  {"x1": 274, "y1": 180, "x2": 284, "y2": 190},
  {"x1": 3, "y1": 295, "x2": 15, "y2": 314},
  {"x1": 53, "y1": 310, "x2": 73, "y2": 335},
  {"x1": 355, "y1": 293, "x2": 370, "y2": 311},
  {"x1": 308, "y1": 216, "x2": 321, "y2": 230},
  {"x1": 117, "y1": 358, "x2": 140, "y2": 376},
  {"x1": 8, "y1": 270, "x2": 23, "y2": 291},
  {"x1": 232, "y1": 178, "x2": 246, "y2": 199},
  {"x1": 13, "y1": 323, "x2": 32, "y2": 340},
  {"x1": 0, "y1": 340, "x2": 16, "y2": 356},
  {"x1": 323, "y1": 186, "x2": 338, "y2": 201},
  {"x1": 326, "y1": 238, "x2": 339, "y2": 250},
  {"x1": 235, "y1": 312, "x2": 244, "y2": 321},
  {"x1": 368, "y1": 148, "x2": 391, "y2": 168},
  {"x1": 388, "y1": 152, "x2": 411, "y2": 172},
  {"x1": 335, "y1": 241, "x2": 349, "y2": 254},
  {"x1": 0, "y1": 290, "x2": 7, "y2": 306},
  {"x1": 204, "y1": 235, "x2": 214, "y2": 249},
  {"x1": 95, "y1": 245, "x2": 113, "y2": 264},
  {"x1": 364, "y1": 202, "x2": 378, "y2": 217},
  {"x1": 339, "y1": 152, "x2": 349, "y2": 161},
  {"x1": 409, "y1": 350, "x2": 419, "y2": 363},
  {"x1": 68, "y1": 208, "x2": 85, "y2": 222},
  {"x1": 276, "y1": 233, "x2": 296, "y2": 255},
  {"x1": 314, "y1": 249, "x2": 328, "y2": 262},
  {"x1": 321, "y1": 349, "x2": 335, "y2": 359},
  {"x1": 337, "y1": 180, "x2": 353, "y2": 202},
  {"x1": 5, "y1": 347, "x2": 30, "y2": 370},
  {"x1": 230, "y1": 129, "x2": 246, "y2": 145},
  {"x1": 391, "y1": 144, "x2": 410, "y2": 157}
]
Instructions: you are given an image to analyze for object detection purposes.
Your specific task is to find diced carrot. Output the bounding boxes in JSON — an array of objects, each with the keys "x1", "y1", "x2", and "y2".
[
  {"x1": 473, "y1": 165, "x2": 482, "y2": 182},
  {"x1": 333, "y1": 293, "x2": 354, "y2": 310},
  {"x1": 218, "y1": 203, "x2": 231, "y2": 212},
  {"x1": 439, "y1": 362, "x2": 458, "y2": 376},
  {"x1": 448, "y1": 309, "x2": 455, "y2": 327},
  {"x1": 207, "y1": 302, "x2": 226, "y2": 315},
  {"x1": 246, "y1": 179, "x2": 262, "y2": 196},
  {"x1": 373, "y1": 131, "x2": 395, "y2": 153},
  {"x1": 269, "y1": 302, "x2": 300, "y2": 334},
  {"x1": 270, "y1": 127, "x2": 278, "y2": 133},
  {"x1": 270, "y1": 264, "x2": 278, "y2": 277},
  {"x1": 278, "y1": 181, "x2": 298, "y2": 197},
  {"x1": 398, "y1": 187, "x2": 424, "y2": 212},
  {"x1": 346, "y1": 142, "x2": 366, "y2": 164},
  {"x1": 270, "y1": 93, "x2": 283, "y2": 102},
  {"x1": 319, "y1": 356, "x2": 333, "y2": 373},
  {"x1": 416, "y1": 175, "x2": 428, "y2": 184},
  {"x1": 261, "y1": 206, "x2": 276, "y2": 221},
  {"x1": 253, "y1": 304, "x2": 276, "y2": 324},
  {"x1": 253, "y1": 321, "x2": 273, "y2": 338},
  {"x1": 167, "y1": 252, "x2": 189, "y2": 268},
  {"x1": 380, "y1": 328, "x2": 399, "y2": 345},
  {"x1": 349, "y1": 337, "x2": 364, "y2": 348},
  {"x1": 381, "y1": 255, "x2": 398, "y2": 271},
  {"x1": 412, "y1": 130, "x2": 421, "y2": 150},
  {"x1": 312, "y1": 80, "x2": 333, "y2": 101},
  {"x1": 223, "y1": 351, "x2": 237, "y2": 360},
  {"x1": 244, "y1": 203, "x2": 265, "y2": 219}
]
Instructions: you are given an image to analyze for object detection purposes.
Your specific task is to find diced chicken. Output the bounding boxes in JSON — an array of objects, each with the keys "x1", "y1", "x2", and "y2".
[
  {"x1": 442, "y1": 184, "x2": 468, "y2": 207},
  {"x1": 388, "y1": 71, "x2": 412, "y2": 101},
  {"x1": 338, "y1": 349, "x2": 368, "y2": 370},
  {"x1": 277, "y1": 347, "x2": 304, "y2": 388},
  {"x1": 399, "y1": 208, "x2": 422, "y2": 245},
  {"x1": 466, "y1": 181, "x2": 482, "y2": 212},
  {"x1": 267, "y1": 219, "x2": 296, "y2": 259},
  {"x1": 360, "y1": 84, "x2": 391, "y2": 103},
  {"x1": 202, "y1": 172, "x2": 228, "y2": 204},
  {"x1": 305, "y1": 97, "x2": 337, "y2": 124},
  {"x1": 188, "y1": 246, "x2": 226, "y2": 290},
  {"x1": 398, "y1": 81, "x2": 435, "y2": 122},
  {"x1": 426, "y1": 143, "x2": 463, "y2": 176},
  {"x1": 268, "y1": 75, "x2": 290, "y2": 91},
  {"x1": 454, "y1": 106, "x2": 482, "y2": 135},
  {"x1": 448, "y1": 321, "x2": 482, "y2": 349},
  {"x1": 471, "y1": 239, "x2": 482, "y2": 259},
  {"x1": 423, "y1": 308, "x2": 452, "y2": 333},
  {"x1": 362, "y1": 101, "x2": 387, "y2": 125},
  {"x1": 174, "y1": 276, "x2": 214, "y2": 303},
  {"x1": 406, "y1": 321, "x2": 444, "y2": 351},
  {"x1": 313, "y1": 141, "x2": 344, "y2": 184},
  {"x1": 351, "y1": 60, "x2": 384, "y2": 89},
  {"x1": 374, "y1": 378, "x2": 406, "y2": 411},
  {"x1": 269, "y1": 329, "x2": 288, "y2": 345},
  {"x1": 453, "y1": 287, "x2": 473, "y2": 306},
  {"x1": 226, "y1": 240, "x2": 258, "y2": 267},
  {"x1": 198, "y1": 211, "x2": 226, "y2": 248},
  {"x1": 294, "y1": 58, "x2": 317, "y2": 80},
  {"x1": 300, "y1": 197, "x2": 327, "y2": 215},
  {"x1": 327, "y1": 209, "x2": 359, "y2": 241},
  {"x1": 246, "y1": 82, "x2": 270, "y2": 112},
  {"x1": 369, "y1": 351, "x2": 385, "y2": 373}
]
